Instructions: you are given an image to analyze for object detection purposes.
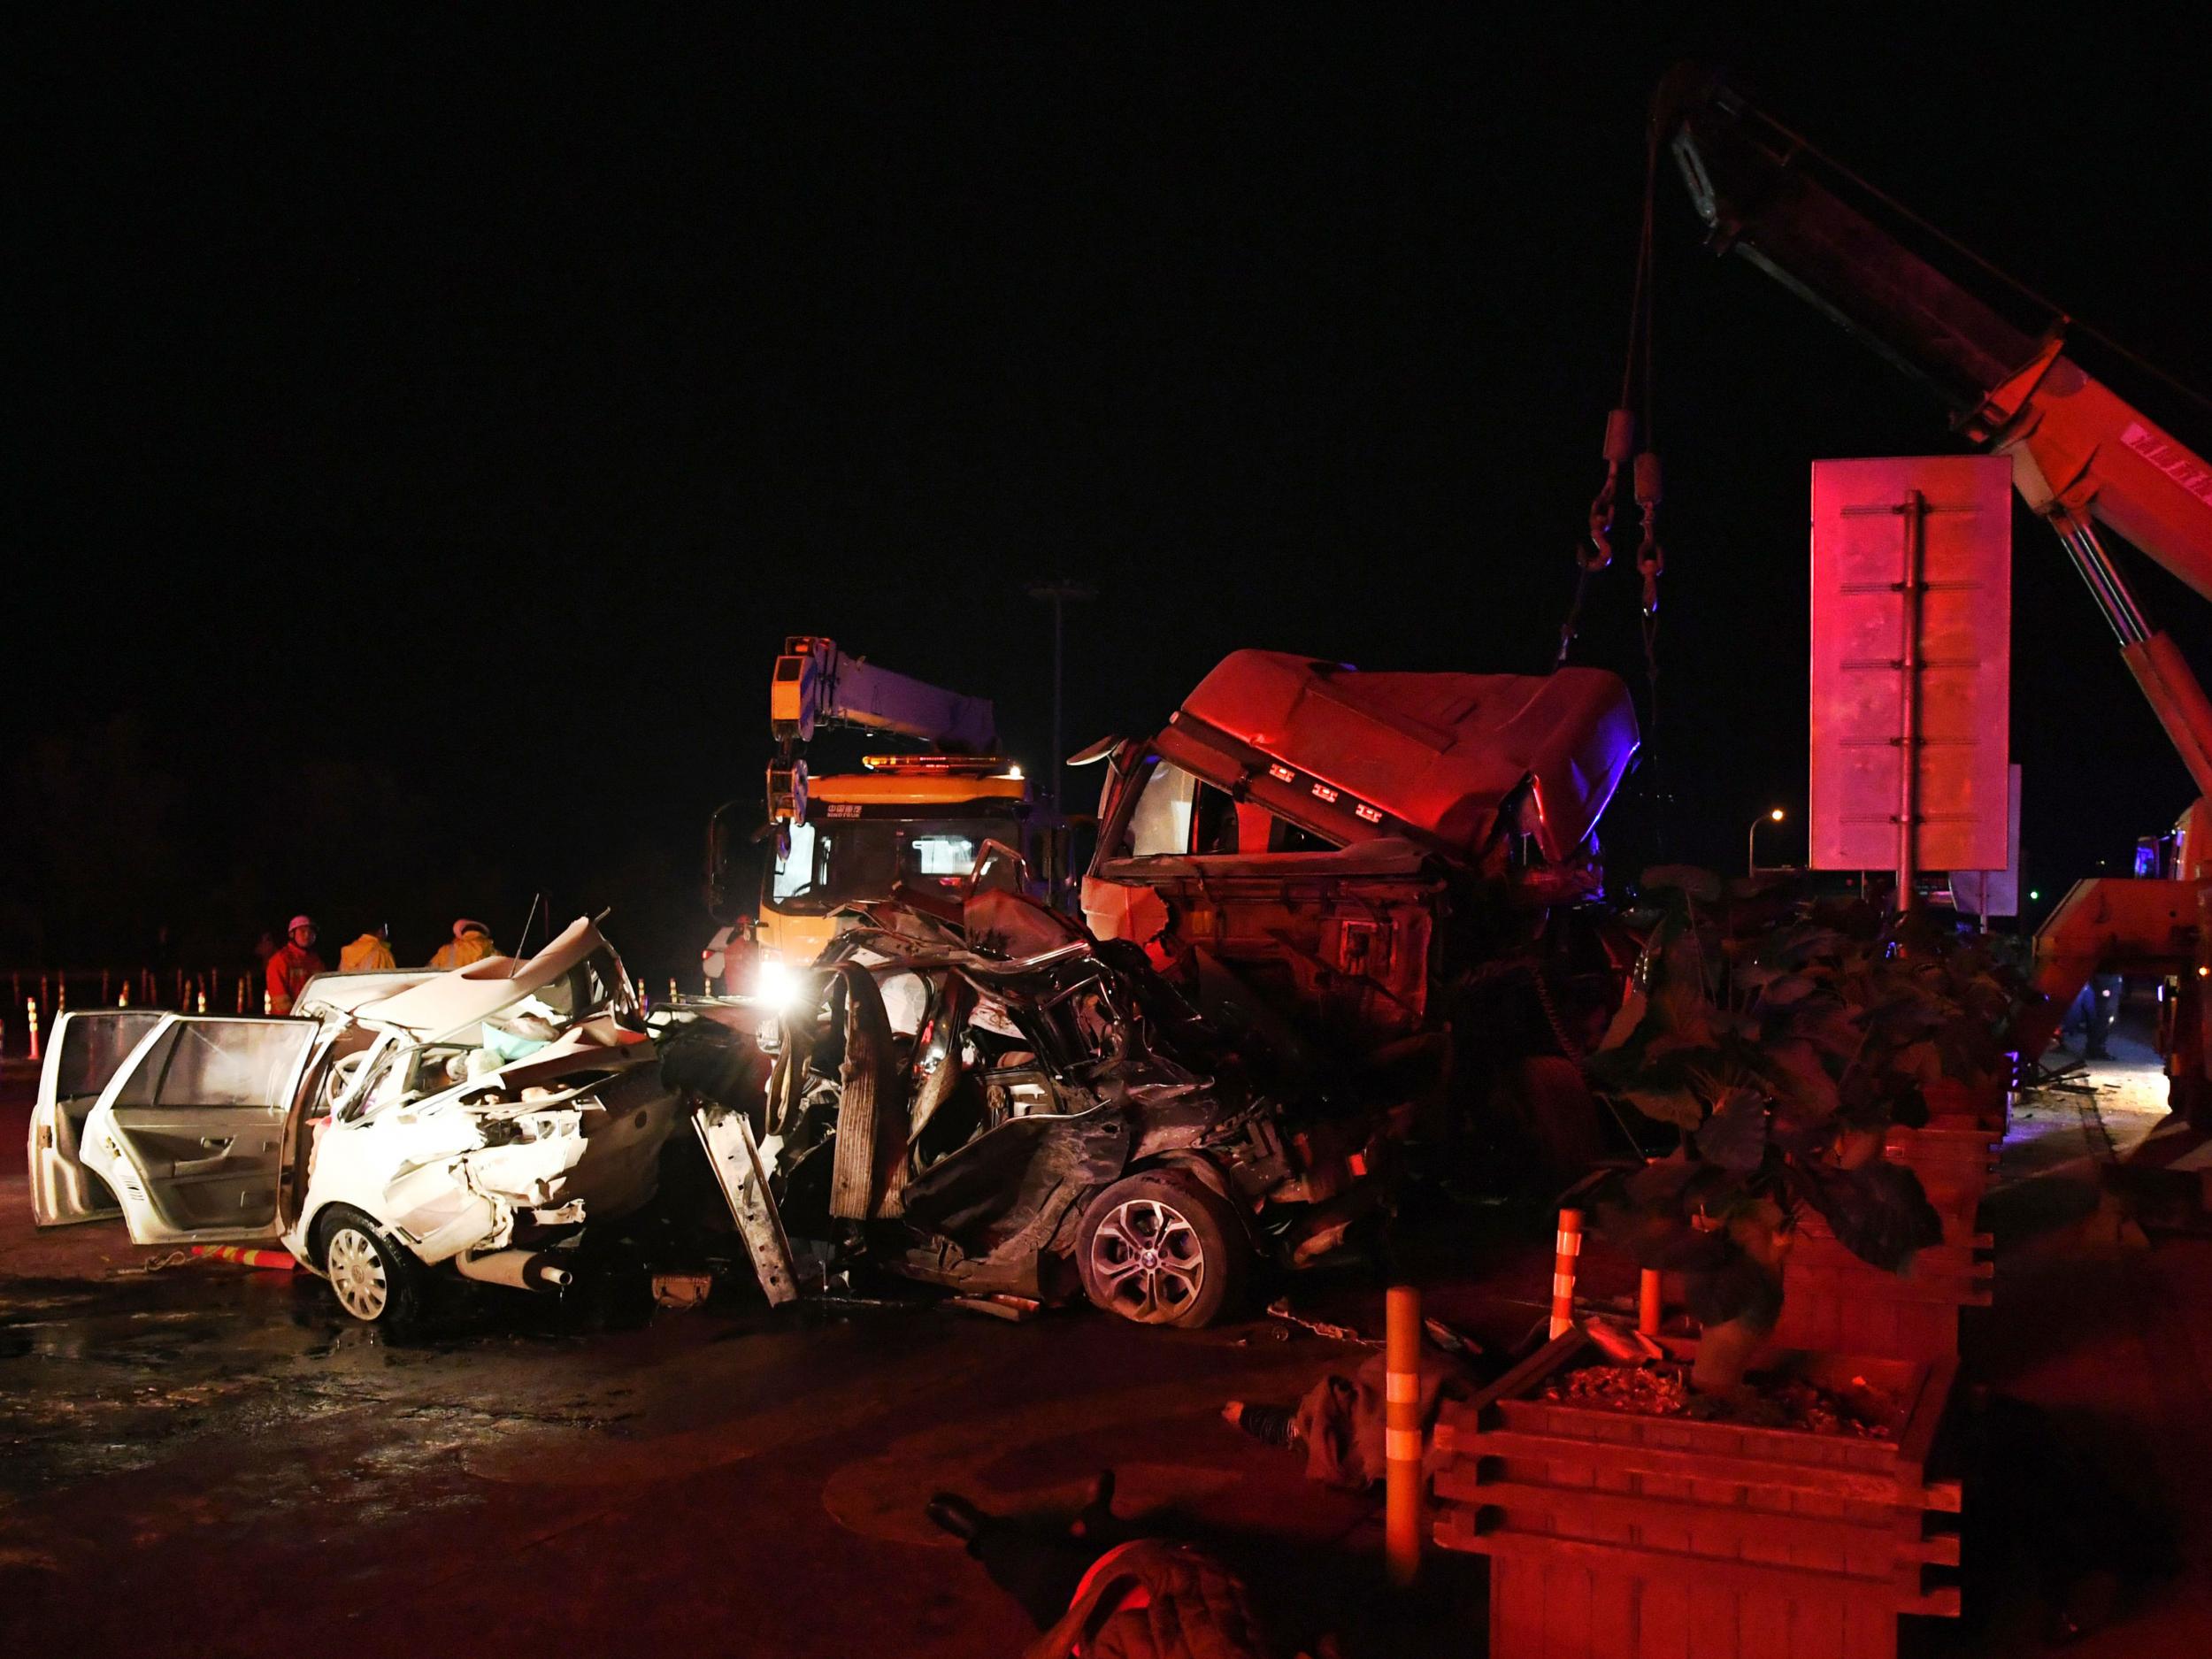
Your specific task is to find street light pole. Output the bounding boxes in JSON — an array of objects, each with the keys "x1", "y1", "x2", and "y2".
[
  {"x1": 1025, "y1": 580, "x2": 1095, "y2": 810},
  {"x1": 1747, "y1": 807, "x2": 1786, "y2": 877}
]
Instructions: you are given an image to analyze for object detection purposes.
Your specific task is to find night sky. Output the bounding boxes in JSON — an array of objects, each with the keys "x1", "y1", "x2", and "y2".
[{"x1": 9, "y1": 10, "x2": 2211, "y2": 979}]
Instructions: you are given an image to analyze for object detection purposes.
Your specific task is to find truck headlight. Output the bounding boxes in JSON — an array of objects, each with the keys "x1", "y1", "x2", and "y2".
[{"x1": 754, "y1": 955, "x2": 802, "y2": 1012}]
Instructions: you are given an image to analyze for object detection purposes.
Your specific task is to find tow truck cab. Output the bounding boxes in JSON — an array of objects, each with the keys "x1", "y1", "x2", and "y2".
[{"x1": 709, "y1": 756, "x2": 1077, "y2": 996}]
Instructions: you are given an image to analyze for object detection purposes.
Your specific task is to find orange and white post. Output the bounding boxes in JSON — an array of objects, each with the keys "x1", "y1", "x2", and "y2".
[
  {"x1": 1549, "y1": 1207, "x2": 1584, "y2": 1340},
  {"x1": 1384, "y1": 1283, "x2": 1423, "y2": 1587},
  {"x1": 1638, "y1": 1266, "x2": 1663, "y2": 1336}
]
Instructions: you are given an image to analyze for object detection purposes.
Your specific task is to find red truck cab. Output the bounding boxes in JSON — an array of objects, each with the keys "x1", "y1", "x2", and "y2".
[{"x1": 1080, "y1": 650, "x2": 1640, "y2": 1077}]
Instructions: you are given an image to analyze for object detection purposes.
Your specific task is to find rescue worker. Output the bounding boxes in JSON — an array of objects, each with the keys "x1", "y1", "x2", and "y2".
[
  {"x1": 266, "y1": 915, "x2": 325, "y2": 1015},
  {"x1": 338, "y1": 925, "x2": 397, "y2": 973},
  {"x1": 429, "y1": 918, "x2": 496, "y2": 971}
]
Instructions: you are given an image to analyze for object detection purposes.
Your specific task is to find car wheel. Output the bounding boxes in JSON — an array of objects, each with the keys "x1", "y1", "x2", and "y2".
[
  {"x1": 314, "y1": 1205, "x2": 426, "y2": 1329},
  {"x1": 1076, "y1": 1171, "x2": 1249, "y2": 1329}
]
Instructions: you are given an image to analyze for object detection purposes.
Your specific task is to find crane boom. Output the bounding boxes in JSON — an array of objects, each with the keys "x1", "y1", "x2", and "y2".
[
  {"x1": 1663, "y1": 74, "x2": 2212, "y2": 803},
  {"x1": 769, "y1": 635, "x2": 998, "y2": 753}
]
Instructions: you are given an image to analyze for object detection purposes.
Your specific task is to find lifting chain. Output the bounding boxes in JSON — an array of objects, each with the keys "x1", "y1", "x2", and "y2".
[{"x1": 1531, "y1": 965, "x2": 1582, "y2": 1062}]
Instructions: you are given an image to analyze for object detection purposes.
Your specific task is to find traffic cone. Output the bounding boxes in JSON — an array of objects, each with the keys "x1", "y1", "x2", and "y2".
[{"x1": 27, "y1": 998, "x2": 40, "y2": 1064}]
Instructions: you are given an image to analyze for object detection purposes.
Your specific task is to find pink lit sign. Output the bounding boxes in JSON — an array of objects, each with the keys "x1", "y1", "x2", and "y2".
[{"x1": 1810, "y1": 456, "x2": 2012, "y2": 875}]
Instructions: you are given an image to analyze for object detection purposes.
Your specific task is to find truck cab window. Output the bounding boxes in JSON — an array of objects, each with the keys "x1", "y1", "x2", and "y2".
[
  {"x1": 771, "y1": 822, "x2": 824, "y2": 902},
  {"x1": 1126, "y1": 761, "x2": 1200, "y2": 856}
]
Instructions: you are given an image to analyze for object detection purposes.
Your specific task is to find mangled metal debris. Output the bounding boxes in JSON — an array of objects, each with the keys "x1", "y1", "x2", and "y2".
[{"x1": 660, "y1": 858, "x2": 1402, "y2": 1328}]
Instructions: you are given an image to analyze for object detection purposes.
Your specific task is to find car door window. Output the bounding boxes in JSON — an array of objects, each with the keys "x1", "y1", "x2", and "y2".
[
  {"x1": 52, "y1": 1011, "x2": 165, "y2": 1104},
  {"x1": 142, "y1": 1021, "x2": 317, "y2": 1110}
]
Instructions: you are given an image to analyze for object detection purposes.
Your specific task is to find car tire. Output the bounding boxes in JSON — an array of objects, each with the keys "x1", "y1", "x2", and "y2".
[
  {"x1": 1075, "y1": 1170, "x2": 1249, "y2": 1329},
  {"x1": 313, "y1": 1205, "x2": 426, "y2": 1330}
]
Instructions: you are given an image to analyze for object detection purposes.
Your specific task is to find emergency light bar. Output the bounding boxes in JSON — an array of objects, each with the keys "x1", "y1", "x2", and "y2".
[
  {"x1": 860, "y1": 754, "x2": 1010, "y2": 775},
  {"x1": 1262, "y1": 757, "x2": 1391, "y2": 832}
]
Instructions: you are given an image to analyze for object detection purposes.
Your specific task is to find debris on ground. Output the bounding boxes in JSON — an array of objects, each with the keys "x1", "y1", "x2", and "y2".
[
  {"x1": 1422, "y1": 1314, "x2": 1482, "y2": 1356},
  {"x1": 1580, "y1": 1313, "x2": 1663, "y2": 1363},
  {"x1": 111, "y1": 1249, "x2": 203, "y2": 1278},
  {"x1": 1263, "y1": 1296, "x2": 1375, "y2": 1347},
  {"x1": 948, "y1": 1294, "x2": 1041, "y2": 1322}
]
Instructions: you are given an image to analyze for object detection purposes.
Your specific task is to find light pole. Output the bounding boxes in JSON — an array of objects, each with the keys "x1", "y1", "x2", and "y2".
[
  {"x1": 1747, "y1": 806, "x2": 1786, "y2": 876},
  {"x1": 1025, "y1": 580, "x2": 1095, "y2": 810}
]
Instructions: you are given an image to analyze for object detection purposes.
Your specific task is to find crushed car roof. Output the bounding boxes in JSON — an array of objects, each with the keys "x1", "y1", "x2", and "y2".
[
  {"x1": 1171, "y1": 650, "x2": 1640, "y2": 861},
  {"x1": 349, "y1": 918, "x2": 609, "y2": 1037}
]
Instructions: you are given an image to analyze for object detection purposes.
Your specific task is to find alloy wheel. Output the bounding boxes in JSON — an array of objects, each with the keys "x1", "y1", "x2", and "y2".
[{"x1": 1085, "y1": 1195, "x2": 1206, "y2": 1324}]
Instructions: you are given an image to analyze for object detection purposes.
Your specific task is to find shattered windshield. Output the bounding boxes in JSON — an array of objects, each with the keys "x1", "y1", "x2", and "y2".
[{"x1": 766, "y1": 816, "x2": 1015, "y2": 915}]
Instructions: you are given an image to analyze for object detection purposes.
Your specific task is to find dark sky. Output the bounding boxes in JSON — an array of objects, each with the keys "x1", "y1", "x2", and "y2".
[{"x1": 9, "y1": 9, "x2": 2212, "y2": 978}]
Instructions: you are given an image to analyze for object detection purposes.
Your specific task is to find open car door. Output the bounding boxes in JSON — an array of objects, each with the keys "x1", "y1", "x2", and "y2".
[
  {"x1": 78, "y1": 1015, "x2": 320, "y2": 1246},
  {"x1": 28, "y1": 1010, "x2": 165, "y2": 1226}
]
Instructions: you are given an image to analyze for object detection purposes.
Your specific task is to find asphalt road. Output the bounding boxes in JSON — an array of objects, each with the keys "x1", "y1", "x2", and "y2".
[
  {"x1": 5, "y1": 1055, "x2": 2212, "y2": 1656},
  {"x1": 0, "y1": 1064, "x2": 1498, "y2": 1656}
]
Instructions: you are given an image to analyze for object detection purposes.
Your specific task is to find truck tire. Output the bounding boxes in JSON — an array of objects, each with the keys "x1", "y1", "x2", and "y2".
[
  {"x1": 1076, "y1": 1171, "x2": 1249, "y2": 1329},
  {"x1": 313, "y1": 1204, "x2": 426, "y2": 1330}
]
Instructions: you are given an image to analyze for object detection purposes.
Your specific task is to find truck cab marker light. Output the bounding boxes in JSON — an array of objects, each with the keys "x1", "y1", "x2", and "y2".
[
  {"x1": 1310, "y1": 783, "x2": 1340, "y2": 803},
  {"x1": 1268, "y1": 763, "x2": 1296, "y2": 783},
  {"x1": 1355, "y1": 803, "x2": 1383, "y2": 824}
]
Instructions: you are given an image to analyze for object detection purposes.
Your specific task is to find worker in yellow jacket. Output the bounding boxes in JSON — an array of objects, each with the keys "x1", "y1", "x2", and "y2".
[
  {"x1": 430, "y1": 918, "x2": 496, "y2": 971},
  {"x1": 339, "y1": 926, "x2": 397, "y2": 972}
]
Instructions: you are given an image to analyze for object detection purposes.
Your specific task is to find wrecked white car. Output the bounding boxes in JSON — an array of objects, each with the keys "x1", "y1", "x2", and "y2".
[
  {"x1": 664, "y1": 888, "x2": 1394, "y2": 1329},
  {"x1": 27, "y1": 918, "x2": 680, "y2": 1327}
]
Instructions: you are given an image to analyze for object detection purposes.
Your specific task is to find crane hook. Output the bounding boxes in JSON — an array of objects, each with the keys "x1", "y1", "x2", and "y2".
[{"x1": 1586, "y1": 408, "x2": 1637, "y2": 571}]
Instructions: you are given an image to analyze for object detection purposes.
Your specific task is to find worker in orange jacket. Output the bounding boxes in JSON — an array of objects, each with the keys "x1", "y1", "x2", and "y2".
[
  {"x1": 266, "y1": 916, "x2": 325, "y2": 1015},
  {"x1": 429, "y1": 918, "x2": 496, "y2": 971}
]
